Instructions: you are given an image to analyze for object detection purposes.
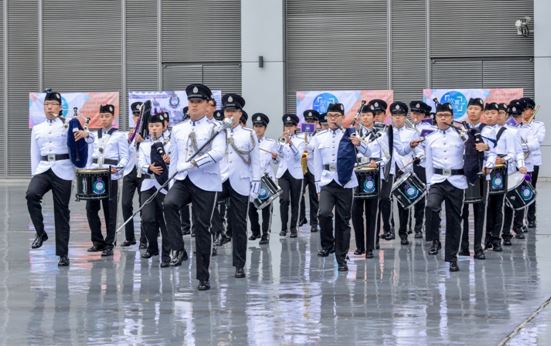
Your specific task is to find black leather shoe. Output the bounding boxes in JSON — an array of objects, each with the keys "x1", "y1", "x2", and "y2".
[
  {"x1": 414, "y1": 232, "x2": 423, "y2": 239},
  {"x1": 141, "y1": 251, "x2": 158, "y2": 259},
  {"x1": 474, "y1": 249, "x2": 486, "y2": 260},
  {"x1": 503, "y1": 238, "x2": 512, "y2": 246},
  {"x1": 160, "y1": 260, "x2": 170, "y2": 268},
  {"x1": 259, "y1": 236, "x2": 269, "y2": 245},
  {"x1": 365, "y1": 250, "x2": 374, "y2": 259},
  {"x1": 218, "y1": 236, "x2": 231, "y2": 246},
  {"x1": 317, "y1": 248, "x2": 331, "y2": 257},
  {"x1": 429, "y1": 240, "x2": 441, "y2": 255},
  {"x1": 87, "y1": 244, "x2": 104, "y2": 252},
  {"x1": 449, "y1": 259, "x2": 459, "y2": 272},
  {"x1": 31, "y1": 233, "x2": 48, "y2": 249},
  {"x1": 58, "y1": 256, "x2": 70, "y2": 267},
  {"x1": 290, "y1": 230, "x2": 298, "y2": 238},
  {"x1": 170, "y1": 250, "x2": 188, "y2": 266},
  {"x1": 299, "y1": 219, "x2": 308, "y2": 227},
  {"x1": 121, "y1": 240, "x2": 136, "y2": 247},
  {"x1": 311, "y1": 225, "x2": 319, "y2": 233},
  {"x1": 493, "y1": 242, "x2": 503, "y2": 252},
  {"x1": 400, "y1": 237, "x2": 409, "y2": 245},
  {"x1": 521, "y1": 225, "x2": 528, "y2": 233},
  {"x1": 515, "y1": 232, "x2": 525, "y2": 239},
  {"x1": 101, "y1": 247, "x2": 114, "y2": 257},
  {"x1": 384, "y1": 232, "x2": 395, "y2": 241},
  {"x1": 249, "y1": 234, "x2": 259, "y2": 241},
  {"x1": 458, "y1": 249, "x2": 470, "y2": 256},
  {"x1": 528, "y1": 221, "x2": 536, "y2": 229},
  {"x1": 198, "y1": 280, "x2": 211, "y2": 291},
  {"x1": 353, "y1": 249, "x2": 365, "y2": 256},
  {"x1": 139, "y1": 242, "x2": 147, "y2": 250},
  {"x1": 338, "y1": 263, "x2": 348, "y2": 272},
  {"x1": 235, "y1": 267, "x2": 246, "y2": 278}
]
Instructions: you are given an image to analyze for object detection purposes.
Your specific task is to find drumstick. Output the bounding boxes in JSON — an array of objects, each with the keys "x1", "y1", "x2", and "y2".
[{"x1": 259, "y1": 148, "x2": 274, "y2": 154}]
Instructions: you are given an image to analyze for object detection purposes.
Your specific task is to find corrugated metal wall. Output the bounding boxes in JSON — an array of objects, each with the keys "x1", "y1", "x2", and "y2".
[
  {"x1": 285, "y1": 0, "x2": 389, "y2": 112},
  {"x1": 0, "y1": 0, "x2": 5, "y2": 176},
  {"x1": 161, "y1": 0, "x2": 242, "y2": 94}
]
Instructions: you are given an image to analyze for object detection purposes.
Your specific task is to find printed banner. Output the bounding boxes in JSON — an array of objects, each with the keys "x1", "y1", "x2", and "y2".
[
  {"x1": 423, "y1": 88, "x2": 524, "y2": 121},
  {"x1": 128, "y1": 90, "x2": 222, "y2": 127},
  {"x1": 29, "y1": 92, "x2": 120, "y2": 129},
  {"x1": 296, "y1": 90, "x2": 394, "y2": 127}
]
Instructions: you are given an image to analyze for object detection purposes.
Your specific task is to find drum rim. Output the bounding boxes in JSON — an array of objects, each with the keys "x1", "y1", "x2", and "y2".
[
  {"x1": 77, "y1": 168, "x2": 111, "y2": 174},
  {"x1": 507, "y1": 172, "x2": 525, "y2": 191},
  {"x1": 391, "y1": 171, "x2": 413, "y2": 191}
]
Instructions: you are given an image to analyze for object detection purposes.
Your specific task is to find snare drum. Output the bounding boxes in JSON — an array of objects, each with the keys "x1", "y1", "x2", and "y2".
[
  {"x1": 391, "y1": 172, "x2": 426, "y2": 208},
  {"x1": 489, "y1": 164, "x2": 507, "y2": 195},
  {"x1": 464, "y1": 176, "x2": 484, "y2": 204},
  {"x1": 75, "y1": 168, "x2": 111, "y2": 201},
  {"x1": 354, "y1": 167, "x2": 380, "y2": 199},
  {"x1": 253, "y1": 174, "x2": 283, "y2": 209},
  {"x1": 506, "y1": 172, "x2": 536, "y2": 210}
]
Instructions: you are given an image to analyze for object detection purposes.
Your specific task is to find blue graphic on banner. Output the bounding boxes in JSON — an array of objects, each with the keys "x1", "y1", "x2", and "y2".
[
  {"x1": 312, "y1": 93, "x2": 338, "y2": 114},
  {"x1": 440, "y1": 91, "x2": 468, "y2": 119}
]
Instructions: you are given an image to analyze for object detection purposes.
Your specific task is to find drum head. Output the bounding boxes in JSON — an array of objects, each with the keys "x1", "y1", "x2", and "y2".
[
  {"x1": 391, "y1": 172, "x2": 412, "y2": 191},
  {"x1": 507, "y1": 172, "x2": 524, "y2": 191}
]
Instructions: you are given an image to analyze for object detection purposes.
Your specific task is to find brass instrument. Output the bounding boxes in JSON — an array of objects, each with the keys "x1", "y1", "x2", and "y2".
[{"x1": 301, "y1": 131, "x2": 309, "y2": 175}]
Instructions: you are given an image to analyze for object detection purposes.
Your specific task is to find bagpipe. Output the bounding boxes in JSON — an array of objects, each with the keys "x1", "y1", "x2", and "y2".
[{"x1": 67, "y1": 107, "x2": 90, "y2": 168}]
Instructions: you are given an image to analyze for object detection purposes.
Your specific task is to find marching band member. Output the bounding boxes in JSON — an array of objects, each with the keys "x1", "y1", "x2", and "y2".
[
  {"x1": 408, "y1": 101, "x2": 435, "y2": 239},
  {"x1": 121, "y1": 102, "x2": 146, "y2": 248},
  {"x1": 313, "y1": 103, "x2": 367, "y2": 270},
  {"x1": 520, "y1": 97, "x2": 544, "y2": 229},
  {"x1": 459, "y1": 98, "x2": 494, "y2": 260},
  {"x1": 164, "y1": 84, "x2": 226, "y2": 291},
  {"x1": 424, "y1": 103, "x2": 467, "y2": 272},
  {"x1": 351, "y1": 104, "x2": 381, "y2": 258},
  {"x1": 503, "y1": 100, "x2": 538, "y2": 240},
  {"x1": 85, "y1": 104, "x2": 129, "y2": 257},
  {"x1": 276, "y1": 114, "x2": 305, "y2": 238},
  {"x1": 248, "y1": 113, "x2": 279, "y2": 244},
  {"x1": 485, "y1": 103, "x2": 527, "y2": 250},
  {"x1": 299, "y1": 109, "x2": 320, "y2": 232},
  {"x1": 138, "y1": 113, "x2": 171, "y2": 266},
  {"x1": 26, "y1": 90, "x2": 87, "y2": 266},
  {"x1": 217, "y1": 94, "x2": 260, "y2": 278},
  {"x1": 319, "y1": 112, "x2": 329, "y2": 130},
  {"x1": 389, "y1": 102, "x2": 421, "y2": 245}
]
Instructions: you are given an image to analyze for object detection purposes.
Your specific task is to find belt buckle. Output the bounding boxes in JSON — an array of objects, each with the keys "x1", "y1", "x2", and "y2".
[
  {"x1": 442, "y1": 168, "x2": 451, "y2": 176},
  {"x1": 47, "y1": 154, "x2": 56, "y2": 162}
]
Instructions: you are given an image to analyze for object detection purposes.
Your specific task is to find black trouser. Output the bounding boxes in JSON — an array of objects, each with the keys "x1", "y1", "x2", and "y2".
[
  {"x1": 299, "y1": 170, "x2": 319, "y2": 227},
  {"x1": 425, "y1": 180, "x2": 464, "y2": 262},
  {"x1": 352, "y1": 196, "x2": 379, "y2": 252},
  {"x1": 319, "y1": 181, "x2": 353, "y2": 265},
  {"x1": 217, "y1": 180, "x2": 249, "y2": 268},
  {"x1": 121, "y1": 167, "x2": 146, "y2": 243},
  {"x1": 527, "y1": 165, "x2": 539, "y2": 223},
  {"x1": 141, "y1": 188, "x2": 170, "y2": 262},
  {"x1": 180, "y1": 205, "x2": 191, "y2": 233},
  {"x1": 413, "y1": 164, "x2": 427, "y2": 233},
  {"x1": 26, "y1": 169, "x2": 72, "y2": 256},
  {"x1": 211, "y1": 197, "x2": 229, "y2": 238},
  {"x1": 163, "y1": 178, "x2": 217, "y2": 281},
  {"x1": 278, "y1": 170, "x2": 303, "y2": 233},
  {"x1": 86, "y1": 180, "x2": 119, "y2": 248},
  {"x1": 486, "y1": 193, "x2": 505, "y2": 244},
  {"x1": 249, "y1": 202, "x2": 273, "y2": 238},
  {"x1": 503, "y1": 204, "x2": 525, "y2": 239},
  {"x1": 461, "y1": 190, "x2": 486, "y2": 252},
  {"x1": 379, "y1": 175, "x2": 394, "y2": 235}
]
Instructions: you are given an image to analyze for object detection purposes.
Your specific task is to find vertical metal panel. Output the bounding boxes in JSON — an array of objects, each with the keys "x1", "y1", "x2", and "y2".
[
  {"x1": 126, "y1": 0, "x2": 158, "y2": 92},
  {"x1": 7, "y1": 0, "x2": 39, "y2": 176},
  {"x1": 430, "y1": 0, "x2": 534, "y2": 58},
  {"x1": 0, "y1": 0, "x2": 5, "y2": 176},
  {"x1": 161, "y1": 0, "x2": 241, "y2": 63},
  {"x1": 286, "y1": 0, "x2": 388, "y2": 113},
  {"x1": 483, "y1": 59, "x2": 535, "y2": 98},
  {"x1": 391, "y1": 0, "x2": 427, "y2": 101},
  {"x1": 431, "y1": 60, "x2": 483, "y2": 89},
  {"x1": 162, "y1": 64, "x2": 203, "y2": 91}
]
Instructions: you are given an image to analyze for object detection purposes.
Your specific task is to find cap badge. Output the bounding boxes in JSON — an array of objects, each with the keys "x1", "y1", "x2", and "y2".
[
  {"x1": 228, "y1": 96, "x2": 233, "y2": 103},
  {"x1": 193, "y1": 86, "x2": 198, "y2": 93}
]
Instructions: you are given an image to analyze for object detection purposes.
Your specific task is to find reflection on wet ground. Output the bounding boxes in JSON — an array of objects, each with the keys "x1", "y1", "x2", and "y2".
[{"x1": 1, "y1": 181, "x2": 551, "y2": 345}]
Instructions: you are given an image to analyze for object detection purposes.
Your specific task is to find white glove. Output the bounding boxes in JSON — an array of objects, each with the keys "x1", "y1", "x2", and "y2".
[{"x1": 177, "y1": 161, "x2": 193, "y2": 173}]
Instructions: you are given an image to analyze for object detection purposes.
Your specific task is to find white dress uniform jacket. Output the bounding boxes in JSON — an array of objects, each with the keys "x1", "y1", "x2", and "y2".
[
  {"x1": 487, "y1": 125, "x2": 525, "y2": 174},
  {"x1": 169, "y1": 116, "x2": 226, "y2": 192},
  {"x1": 87, "y1": 128, "x2": 129, "y2": 181},
  {"x1": 424, "y1": 128, "x2": 467, "y2": 189},
  {"x1": 258, "y1": 137, "x2": 279, "y2": 179},
  {"x1": 529, "y1": 120, "x2": 545, "y2": 166},
  {"x1": 276, "y1": 134, "x2": 306, "y2": 180},
  {"x1": 30, "y1": 117, "x2": 77, "y2": 181}
]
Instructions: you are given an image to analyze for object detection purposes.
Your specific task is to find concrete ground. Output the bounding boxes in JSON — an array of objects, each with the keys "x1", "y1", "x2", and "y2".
[{"x1": 0, "y1": 180, "x2": 550, "y2": 345}]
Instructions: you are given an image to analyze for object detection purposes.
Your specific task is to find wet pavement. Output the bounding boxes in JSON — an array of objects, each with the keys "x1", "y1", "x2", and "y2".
[{"x1": 1, "y1": 180, "x2": 551, "y2": 345}]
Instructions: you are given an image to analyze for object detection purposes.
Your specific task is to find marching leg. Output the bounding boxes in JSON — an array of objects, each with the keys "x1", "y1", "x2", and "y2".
[
  {"x1": 50, "y1": 172, "x2": 72, "y2": 258},
  {"x1": 26, "y1": 173, "x2": 52, "y2": 248}
]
